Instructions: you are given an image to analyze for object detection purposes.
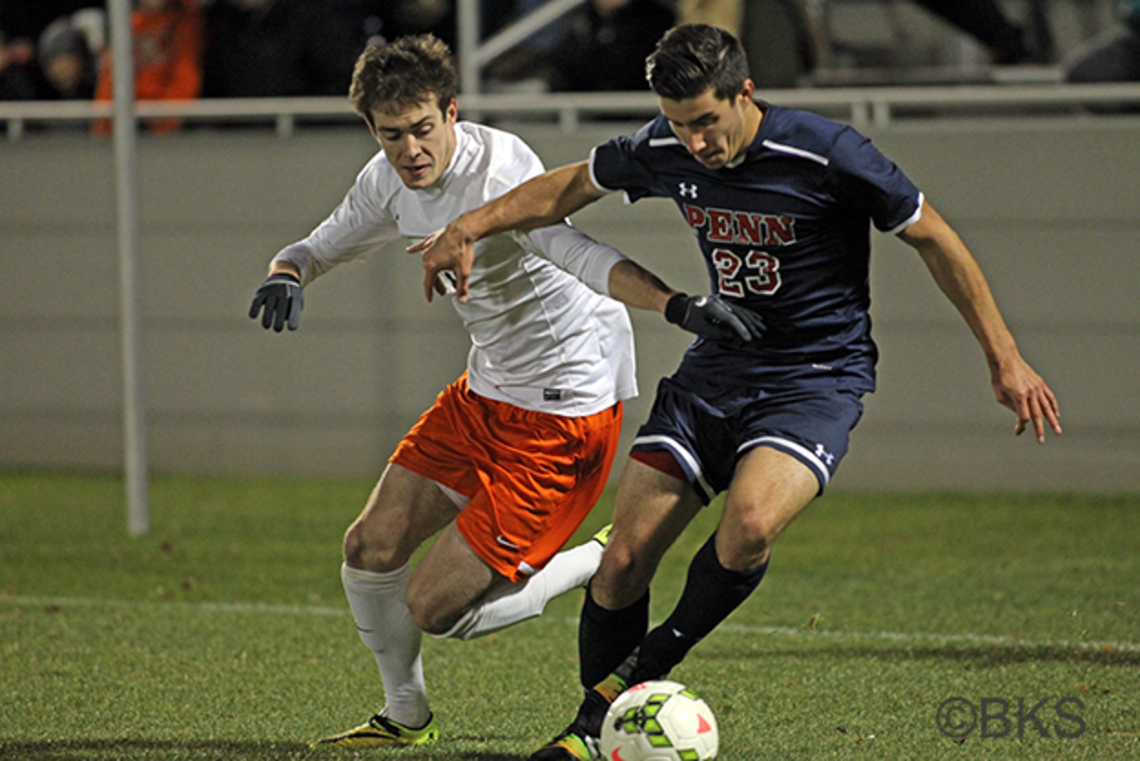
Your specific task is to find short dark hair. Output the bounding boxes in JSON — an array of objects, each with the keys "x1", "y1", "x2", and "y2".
[
  {"x1": 645, "y1": 24, "x2": 750, "y2": 101},
  {"x1": 349, "y1": 34, "x2": 457, "y2": 128}
]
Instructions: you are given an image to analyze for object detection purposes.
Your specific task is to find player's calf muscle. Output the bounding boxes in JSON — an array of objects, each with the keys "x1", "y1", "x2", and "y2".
[{"x1": 406, "y1": 591, "x2": 464, "y2": 635}]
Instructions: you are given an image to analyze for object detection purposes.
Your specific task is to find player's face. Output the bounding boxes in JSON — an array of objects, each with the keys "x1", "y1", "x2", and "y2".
[
  {"x1": 660, "y1": 81, "x2": 759, "y2": 170},
  {"x1": 370, "y1": 97, "x2": 458, "y2": 190}
]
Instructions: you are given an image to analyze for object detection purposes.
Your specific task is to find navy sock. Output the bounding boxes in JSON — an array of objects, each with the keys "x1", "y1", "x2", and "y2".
[
  {"x1": 635, "y1": 533, "x2": 768, "y2": 681},
  {"x1": 578, "y1": 585, "x2": 649, "y2": 689}
]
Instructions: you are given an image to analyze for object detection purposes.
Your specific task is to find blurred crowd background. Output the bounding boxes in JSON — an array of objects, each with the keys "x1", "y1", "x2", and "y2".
[{"x1": 2, "y1": 0, "x2": 1138, "y2": 131}]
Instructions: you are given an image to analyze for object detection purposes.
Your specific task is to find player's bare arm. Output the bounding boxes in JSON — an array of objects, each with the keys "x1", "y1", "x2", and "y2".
[
  {"x1": 528, "y1": 220, "x2": 765, "y2": 343},
  {"x1": 409, "y1": 161, "x2": 604, "y2": 303},
  {"x1": 269, "y1": 261, "x2": 301, "y2": 279},
  {"x1": 606, "y1": 260, "x2": 678, "y2": 313},
  {"x1": 899, "y1": 200, "x2": 1061, "y2": 443},
  {"x1": 608, "y1": 260, "x2": 763, "y2": 343}
]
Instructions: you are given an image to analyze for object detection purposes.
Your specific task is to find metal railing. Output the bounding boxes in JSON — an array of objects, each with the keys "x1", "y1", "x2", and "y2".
[
  {"x1": 457, "y1": 0, "x2": 586, "y2": 95},
  {"x1": 4, "y1": 82, "x2": 1140, "y2": 141}
]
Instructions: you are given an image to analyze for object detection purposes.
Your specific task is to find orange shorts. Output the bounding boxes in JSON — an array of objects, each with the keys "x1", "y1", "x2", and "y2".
[{"x1": 391, "y1": 374, "x2": 623, "y2": 582}]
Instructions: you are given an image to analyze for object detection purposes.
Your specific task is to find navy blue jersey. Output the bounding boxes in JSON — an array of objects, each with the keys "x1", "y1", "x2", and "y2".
[{"x1": 590, "y1": 103, "x2": 922, "y2": 396}]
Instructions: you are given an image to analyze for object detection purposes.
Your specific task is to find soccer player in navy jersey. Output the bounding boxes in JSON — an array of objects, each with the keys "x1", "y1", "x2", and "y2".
[{"x1": 414, "y1": 23, "x2": 1061, "y2": 761}]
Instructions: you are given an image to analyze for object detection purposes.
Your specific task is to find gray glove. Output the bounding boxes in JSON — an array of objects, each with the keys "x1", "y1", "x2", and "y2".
[
  {"x1": 664, "y1": 293, "x2": 765, "y2": 343},
  {"x1": 249, "y1": 272, "x2": 304, "y2": 332}
]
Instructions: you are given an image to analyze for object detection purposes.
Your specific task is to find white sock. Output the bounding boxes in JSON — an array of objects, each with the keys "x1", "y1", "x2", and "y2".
[
  {"x1": 438, "y1": 539, "x2": 603, "y2": 641},
  {"x1": 341, "y1": 562, "x2": 431, "y2": 728}
]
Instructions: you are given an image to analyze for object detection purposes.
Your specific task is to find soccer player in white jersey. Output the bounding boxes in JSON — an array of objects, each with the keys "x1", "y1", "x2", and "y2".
[{"x1": 247, "y1": 35, "x2": 764, "y2": 750}]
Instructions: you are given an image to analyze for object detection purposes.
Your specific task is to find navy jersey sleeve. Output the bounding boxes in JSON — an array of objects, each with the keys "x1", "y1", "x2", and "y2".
[
  {"x1": 826, "y1": 125, "x2": 922, "y2": 233},
  {"x1": 590, "y1": 121, "x2": 673, "y2": 203}
]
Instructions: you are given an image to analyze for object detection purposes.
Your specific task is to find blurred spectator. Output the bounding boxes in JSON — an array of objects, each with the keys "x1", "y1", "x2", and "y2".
[
  {"x1": 352, "y1": 0, "x2": 516, "y2": 56},
  {"x1": 0, "y1": 29, "x2": 41, "y2": 99},
  {"x1": 356, "y1": 0, "x2": 456, "y2": 50},
  {"x1": 201, "y1": 0, "x2": 360, "y2": 98},
  {"x1": 1, "y1": 0, "x2": 100, "y2": 99},
  {"x1": 681, "y1": 0, "x2": 815, "y2": 89},
  {"x1": 547, "y1": 0, "x2": 674, "y2": 92},
  {"x1": 37, "y1": 15, "x2": 97, "y2": 99},
  {"x1": 680, "y1": 0, "x2": 739, "y2": 34},
  {"x1": 513, "y1": 0, "x2": 568, "y2": 56},
  {"x1": 1066, "y1": 0, "x2": 1140, "y2": 84},
  {"x1": 94, "y1": 0, "x2": 203, "y2": 134},
  {"x1": 910, "y1": 0, "x2": 1052, "y2": 64}
]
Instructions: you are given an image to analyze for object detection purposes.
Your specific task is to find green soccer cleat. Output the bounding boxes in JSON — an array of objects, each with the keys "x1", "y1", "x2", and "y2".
[
  {"x1": 527, "y1": 728, "x2": 600, "y2": 761},
  {"x1": 529, "y1": 687, "x2": 615, "y2": 761},
  {"x1": 591, "y1": 524, "x2": 612, "y2": 547},
  {"x1": 311, "y1": 711, "x2": 439, "y2": 748}
]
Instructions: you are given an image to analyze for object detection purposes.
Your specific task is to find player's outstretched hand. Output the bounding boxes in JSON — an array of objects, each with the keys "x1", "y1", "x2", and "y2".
[
  {"x1": 665, "y1": 293, "x2": 765, "y2": 343},
  {"x1": 408, "y1": 225, "x2": 475, "y2": 304},
  {"x1": 249, "y1": 272, "x2": 304, "y2": 332},
  {"x1": 992, "y1": 354, "x2": 1062, "y2": 444}
]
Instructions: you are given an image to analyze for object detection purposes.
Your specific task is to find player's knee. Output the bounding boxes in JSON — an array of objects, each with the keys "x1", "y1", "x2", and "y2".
[
  {"x1": 343, "y1": 521, "x2": 401, "y2": 572},
  {"x1": 595, "y1": 543, "x2": 654, "y2": 607},
  {"x1": 342, "y1": 522, "x2": 371, "y2": 567},
  {"x1": 717, "y1": 519, "x2": 774, "y2": 571}
]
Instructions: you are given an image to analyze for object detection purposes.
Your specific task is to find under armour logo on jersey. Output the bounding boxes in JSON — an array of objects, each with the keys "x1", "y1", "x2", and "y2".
[
  {"x1": 814, "y1": 443, "x2": 836, "y2": 466},
  {"x1": 679, "y1": 182, "x2": 698, "y2": 199}
]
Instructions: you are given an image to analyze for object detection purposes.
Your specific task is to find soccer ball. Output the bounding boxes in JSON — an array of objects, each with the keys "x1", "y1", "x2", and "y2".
[{"x1": 599, "y1": 680, "x2": 718, "y2": 761}]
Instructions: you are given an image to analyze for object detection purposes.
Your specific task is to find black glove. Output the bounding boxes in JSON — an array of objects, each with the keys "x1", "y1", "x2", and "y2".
[
  {"x1": 249, "y1": 272, "x2": 304, "y2": 332},
  {"x1": 664, "y1": 293, "x2": 765, "y2": 343}
]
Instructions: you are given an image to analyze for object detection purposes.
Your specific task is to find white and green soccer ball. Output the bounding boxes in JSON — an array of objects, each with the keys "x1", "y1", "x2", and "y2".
[{"x1": 599, "y1": 680, "x2": 718, "y2": 761}]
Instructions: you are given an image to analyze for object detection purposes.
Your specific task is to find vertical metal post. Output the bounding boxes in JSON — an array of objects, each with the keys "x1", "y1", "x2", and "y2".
[
  {"x1": 110, "y1": 0, "x2": 149, "y2": 536},
  {"x1": 457, "y1": 0, "x2": 481, "y2": 96}
]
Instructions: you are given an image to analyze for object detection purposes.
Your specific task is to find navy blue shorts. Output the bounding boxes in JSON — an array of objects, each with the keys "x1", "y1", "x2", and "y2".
[{"x1": 630, "y1": 376, "x2": 865, "y2": 504}]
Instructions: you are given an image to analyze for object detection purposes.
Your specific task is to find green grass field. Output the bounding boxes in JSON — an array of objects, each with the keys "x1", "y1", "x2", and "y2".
[{"x1": 1, "y1": 472, "x2": 1137, "y2": 760}]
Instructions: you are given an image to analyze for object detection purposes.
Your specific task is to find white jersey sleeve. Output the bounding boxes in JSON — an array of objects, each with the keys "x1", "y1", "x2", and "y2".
[
  {"x1": 270, "y1": 156, "x2": 404, "y2": 285},
  {"x1": 522, "y1": 224, "x2": 629, "y2": 297}
]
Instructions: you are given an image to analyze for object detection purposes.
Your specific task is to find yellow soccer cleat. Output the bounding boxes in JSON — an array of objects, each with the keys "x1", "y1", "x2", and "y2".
[
  {"x1": 591, "y1": 524, "x2": 612, "y2": 547},
  {"x1": 528, "y1": 729, "x2": 599, "y2": 761},
  {"x1": 311, "y1": 711, "x2": 439, "y2": 749}
]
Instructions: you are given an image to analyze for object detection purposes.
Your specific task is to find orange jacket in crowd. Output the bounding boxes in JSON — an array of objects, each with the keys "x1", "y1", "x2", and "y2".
[{"x1": 94, "y1": 0, "x2": 203, "y2": 135}]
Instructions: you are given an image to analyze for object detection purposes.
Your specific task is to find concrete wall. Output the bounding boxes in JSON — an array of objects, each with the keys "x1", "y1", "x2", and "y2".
[{"x1": 2, "y1": 116, "x2": 1137, "y2": 492}]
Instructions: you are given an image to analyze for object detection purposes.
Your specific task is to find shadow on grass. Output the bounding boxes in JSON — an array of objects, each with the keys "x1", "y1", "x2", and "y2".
[
  {"x1": 0, "y1": 739, "x2": 524, "y2": 761},
  {"x1": 708, "y1": 642, "x2": 1140, "y2": 668}
]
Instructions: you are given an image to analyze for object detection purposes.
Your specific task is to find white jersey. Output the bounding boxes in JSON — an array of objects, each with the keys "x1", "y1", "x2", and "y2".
[{"x1": 272, "y1": 121, "x2": 637, "y2": 417}]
